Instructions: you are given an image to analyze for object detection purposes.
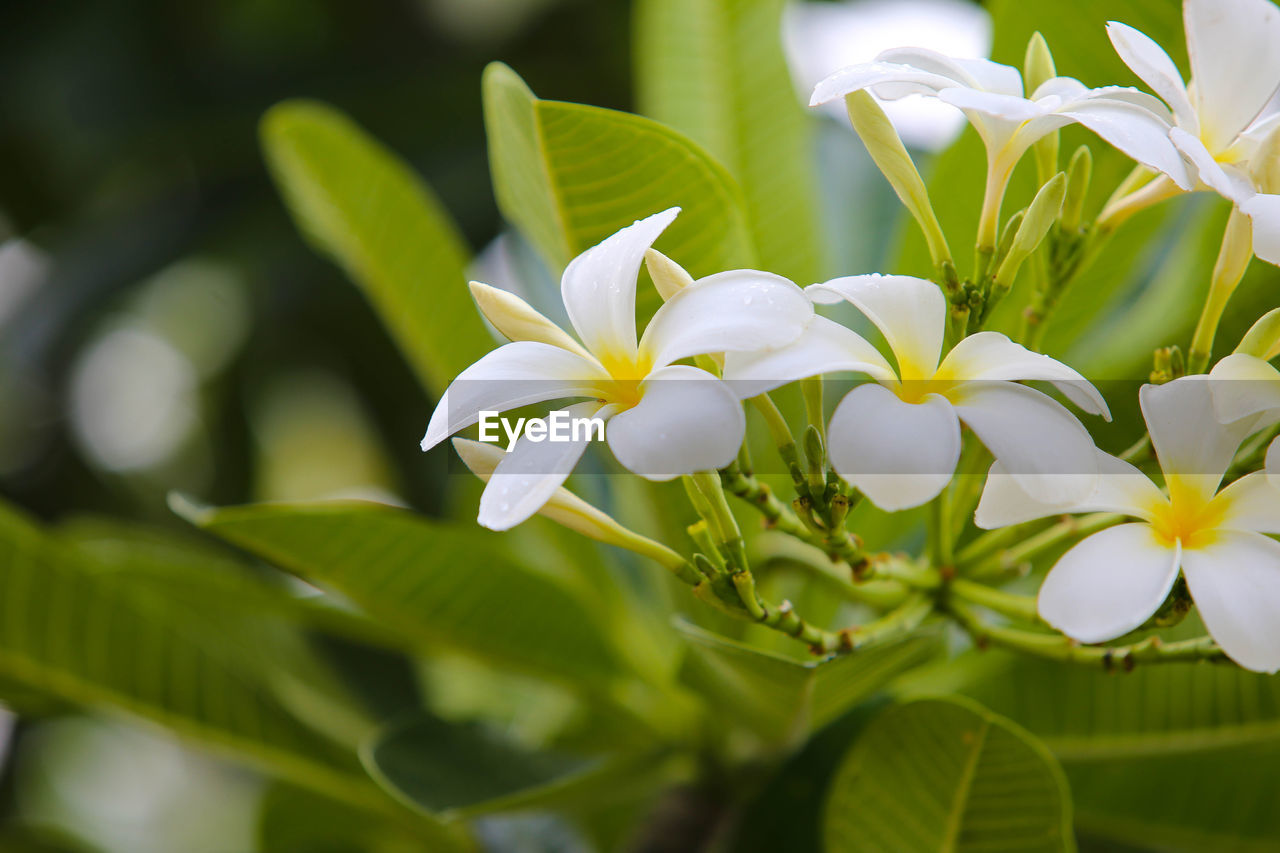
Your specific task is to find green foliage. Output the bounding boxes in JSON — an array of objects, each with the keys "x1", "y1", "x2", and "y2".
[
  {"x1": 186, "y1": 500, "x2": 629, "y2": 689},
  {"x1": 261, "y1": 100, "x2": 492, "y2": 395},
  {"x1": 363, "y1": 712, "x2": 651, "y2": 818},
  {"x1": 482, "y1": 62, "x2": 756, "y2": 313},
  {"x1": 634, "y1": 0, "x2": 825, "y2": 282},
  {"x1": 823, "y1": 697, "x2": 1074, "y2": 853},
  {"x1": 0, "y1": 501, "x2": 396, "y2": 818},
  {"x1": 675, "y1": 618, "x2": 942, "y2": 744}
]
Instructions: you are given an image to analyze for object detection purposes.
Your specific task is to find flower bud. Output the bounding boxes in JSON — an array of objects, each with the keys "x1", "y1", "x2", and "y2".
[
  {"x1": 1060, "y1": 145, "x2": 1093, "y2": 232},
  {"x1": 1023, "y1": 32, "x2": 1057, "y2": 95},
  {"x1": 452, "y1": 438, "x2": 690, "y2": 572},
  {"x1": 994, "y1": 172, "x2": 1066, "y2": 285},
  {"x1": 844, "y1": 90, "x2": 953, "y2": 281},
  {"x1": 644, "y1": 248, "x2": 695, "y2": 301},
  {"x1": 1235, "y1": 306, "x2": 1280, "y2": 360}
]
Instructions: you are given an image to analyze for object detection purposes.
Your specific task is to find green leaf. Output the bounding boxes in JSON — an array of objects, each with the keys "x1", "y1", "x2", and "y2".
[
  {"x1": 0, "y1": 502, "x2": 408, "y2": 825},
  {"x1": 1068, "y1": 744, "x2": 1280, "y2": 852},
  {"x1": 186, "y1": 500, "x2": 628, "y2": 689},
  {"x1": 634, "y1": 0, "x2": 824, "y2": 282},
  {"x1": 674, "y1": 618, "x2": 941, "y2": 744},
  {"x1": 823, "y1": 697, "x2": 1074, "y2": 853},
  {"x1": 362, "y1": 712, "x2": 629, "y2": 818},
  {"x1": 258, "y1": 783, "x2": 424, "y2": 853},
  {"x1": 481, "y1": 62, "x2": 756, "y2": 308},
  {"x1": 261, "y1": 99, "x2": 491, "y2": 395},
  {"x1": 959, "y1": 650, "x2": 1280, "y2": 761}
]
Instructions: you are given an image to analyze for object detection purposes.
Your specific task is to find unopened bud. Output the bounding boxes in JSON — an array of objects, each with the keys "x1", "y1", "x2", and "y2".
[
  {"x1": 644, "y1": 248, "x2": 695, "y2": 301},
  {"x1": 1235, "y1": 306, "x2": 1280, "y2": 359},
  {"x1": 1150, "y1": 345, "x2": 1185, "y2": 384},
  {"x1": 844, "y1": 90, "x2": 953, "y2": 281},
  {"x1": 1060, "y1": 145, "x2": 1093, "y2": 232},
  {"x1": 994, "y1": 173, "x2": 1066, "y2": 285},
  {"x1": 1023, "y1": 32, "x2": 1057, "y2": 95}
]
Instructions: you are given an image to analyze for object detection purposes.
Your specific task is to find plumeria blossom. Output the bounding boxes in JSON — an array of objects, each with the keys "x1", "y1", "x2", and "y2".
[
  {"x1": 1107, "y1": 0, "x2": 1280, "y2": 262},
  {"x1": 978, "y1": 378, "x2": 1280, "y2": 673},
  {"x1": 420, "y1": 208, "x2": 813, "y2": 531},
  {"x1": 723, "y1": 274, "x2": 1109, "y2": 511},
  {"x1": 810, "y1": 47, "x2": 1192, "y2": 198}
]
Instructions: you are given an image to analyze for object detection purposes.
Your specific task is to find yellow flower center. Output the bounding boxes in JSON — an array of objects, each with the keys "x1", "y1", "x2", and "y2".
[
  {"x1": 596, "y1": 351, "x2": 653, "y2": 409},
  {"x1": 1148, "y1": 475, "x2": 1228, "y2": 549},
  {"x1": 891, "y1": 376, "x2": 956, "y2": 405}
]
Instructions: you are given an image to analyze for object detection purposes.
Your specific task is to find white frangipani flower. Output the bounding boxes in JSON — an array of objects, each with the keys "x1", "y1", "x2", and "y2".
[
  {"x1": 782, "y1": 0, "x2": 992, "y2": 151},
  {"x1": 1107, "y1": 0, "x2": 1280, "y2": 262},
  {"x1": 420, "y1": 208, "x2": 813, "y2": 531},
  {"x1": 723, "y1": 274, "x2": 1109, "y2": 511},
  {"x1": 809, "y1": 48, "x2": 1192, "y2": 221},
  {"x1": 978, "y1": 377, "x2": 1280, "y2": 673}
]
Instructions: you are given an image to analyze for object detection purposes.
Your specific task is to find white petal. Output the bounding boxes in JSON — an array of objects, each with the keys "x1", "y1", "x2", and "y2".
[
  {"x1": 421, "y1": 342, "x2": 609, "y2": 451},
  {"x1": 476, "y1": 401, "x2": 610, "y2": 531},
  {"x1": 1185, "y1": 0, "x2": 1280, "y2": 152},
  {"x1": 1058, "y1": 99, "x2": 1191, "y2": 189},
  {"x1": 937, "y1": 331, "x2": 1110, "y2": 418},
  {"x1": 1269, "y1": 436, "x2": 1280, "y2": 487},
  {"x1": 937, "y1": 87, "x2": 1042, "y2": 121},
  {"x1": 1241, "y1": 193, "x2": 1280, "y2": 265},
  {"x1": 638, "y1": 270, "x2": 812, "y2": 369},
  {"x1": 974, "y1": 449, "x2": 1165, "y2": 529},
  {"x1": 826, "y1": 383, "x2": 961, "y2": 511},
  {"x1": 1171, "y1": 128, "x2": 1252, "y2": 200},
  {"x1": 1182, "y1": 529, "x2": 1280, "y2": 672},
  {"x1": 876, "y1": 48, "x2": 1021, "y2": 96},
  {"x1": 1105, "y1": 21, "x2": 1197, "y2": 131},
  {"x1": 468, "y1": 281, "x2": 592, "y2": 359},
  {"x1": 806, "y1": 274, "x2": 945, "y2": 380},
  {"x1": 809, "y1": 60, "x2": 959, "y2": 107},
  {"x1": 1142, "y1": 377, "x2": 1257, "y2": 504},
  {"x1": 1038, "y1": 523, "x2": 1180, "y2": 644},
  {"x1": 606, "y1": 366, "x2": 744, "y2": 481},
  {"x1": 560, "y1": 208, "x2": 678, "y2": 361},
  {"x1": 1215, "y1": 471, "x2": 1280, "y2": 535},
  {"x1": 1208, "y1": 352, "x2": 1280, "y2": 423},
  {"x1": 949, "y1": 382, "x2": 1098, "y2": 505},
  {"x1": 721, "y1": 315, "x2": 896, "y2": 398}
]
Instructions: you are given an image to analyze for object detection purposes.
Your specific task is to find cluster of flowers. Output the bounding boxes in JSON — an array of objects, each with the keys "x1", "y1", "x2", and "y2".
[{"x1": 423, "y1": 0, "x2": 1280, "y2": 671}]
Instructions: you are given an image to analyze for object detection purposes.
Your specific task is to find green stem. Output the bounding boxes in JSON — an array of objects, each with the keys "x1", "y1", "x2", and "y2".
[
  {"x1": 949, "y1": 578, "x2": 1041, "y2": 623},
  {"x1": 965, "y1": 513, "x2": 1124, "y2": 580},
  {"x1": 751, "y1": 394, "x2": 803, "y2": 484},
  {"x1": 1188, "y1": 208, "x2": 1253, "y2": 374},
  {"x1": 947, "y1": 600, "x2": 1227, "y2": 668}
]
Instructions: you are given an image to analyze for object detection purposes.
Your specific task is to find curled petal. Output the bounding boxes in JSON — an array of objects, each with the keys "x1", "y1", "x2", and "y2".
[
  {"x1": 1172, "y1": 129, "x2": 1253, "y2": 200},
  {"x1": 721, "y1": 315, "x2": 896, "y2": 398},
  {"x1": 639, "y1": 270, "x2": 812, "y2": 369},
  {"x1": 974, "y1": 449, "x2": 1165, "y2": 530},
  {"x1": 806, "y1": 274, "x2": 945, "y2": 380},
  {"x1": 1182, "y1": 529, "x2": 1280, "y2": 673},
  {"x1": 561, "y1": 208, "x2": 678, "y2": 360},
  {"x1": 1208, "y1": 352, "x2": 1280, "y2": 424},
  {"x1": 607, "y1": 366, "x2": 744, "y2": 481},
  {"x1": 949, "y1": 382, "x2": 1098, "y2": 506},
  {"x1": 421, "y1": 342, "x2": 609, "y2": 452},
  {"x1": 1241, "y1": 193, "x2": 1280, "y2": 265},
  {"x1": 1059, "y1": 100, "x2": 1190, "y2": 189},
  {"x1": 826, "y1": 383, "x2": 961, "y2": 511},
  {"x1": 937, "y1": 331, "x2": 1110, "y2": 418},
  {"x1": 476, "y1": 401, "x2": 614, "y2": 531},
  {"x1": 938, "y1": 87, "x2": 1043, "y2": 121},
  {"x1": 1038, "y1": 523, "x2": 1181, "y2": 644},
  {"x1": 809, "y1": 61, "x2": 959, "y2": 107},
  {"x1": 1105, "y1": 21, "x2": 1197, "y2": 131},
  {"x1": 1184, "y1": 0, "x2": 1280, "y2": 152},
  {"x1": 876, "y1": 48, "x2": 1022, "y2": 97}
]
